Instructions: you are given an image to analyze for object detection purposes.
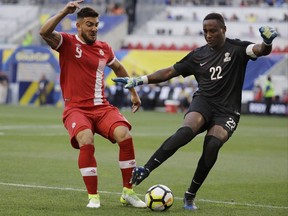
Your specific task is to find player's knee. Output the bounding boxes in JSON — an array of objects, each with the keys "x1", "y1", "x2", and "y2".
[
  {"x1": 76, "y1": 129, "x2": 94, "y2": 145},
  {"x1": 113, "y1": 125, "x2": 132, "y2": 143}
]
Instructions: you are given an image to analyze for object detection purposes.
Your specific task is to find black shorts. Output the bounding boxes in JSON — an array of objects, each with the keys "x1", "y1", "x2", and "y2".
[{"x1": 186, "y1": 95, "x2": 240, "y2": 137}]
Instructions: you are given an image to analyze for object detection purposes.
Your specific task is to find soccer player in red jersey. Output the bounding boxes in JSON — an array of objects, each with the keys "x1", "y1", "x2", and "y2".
[{"x1": 39, "y1": 0, "x2": 146, "y2": 208}]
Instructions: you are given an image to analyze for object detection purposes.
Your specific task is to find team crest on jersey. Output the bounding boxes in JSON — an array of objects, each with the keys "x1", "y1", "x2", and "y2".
[
  {"x1": 99, "y1": 49, "x2": 104, "y2": 56},
  {"x1": 223, "y1": 52, "x2": 231, "y2": 62}
]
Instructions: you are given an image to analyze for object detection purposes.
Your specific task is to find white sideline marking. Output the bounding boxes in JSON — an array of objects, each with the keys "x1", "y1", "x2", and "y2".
[{"x1": 0, "y1": 182, "x2": 287, "y2": 210}]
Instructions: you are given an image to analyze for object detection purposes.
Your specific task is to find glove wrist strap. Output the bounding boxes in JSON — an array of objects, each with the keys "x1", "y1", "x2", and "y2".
[{"x1": 263, "y1": 40, "x2": 272, "y2": 46}]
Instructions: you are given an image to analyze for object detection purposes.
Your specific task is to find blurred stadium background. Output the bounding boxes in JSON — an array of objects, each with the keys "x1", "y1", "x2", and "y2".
[{"x1": 0, "y1": 0, "x2": 287, "y2": 116}]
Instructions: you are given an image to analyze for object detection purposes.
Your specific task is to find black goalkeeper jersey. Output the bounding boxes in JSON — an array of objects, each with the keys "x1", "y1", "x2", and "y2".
[{"x1": 174, "y1": 38, "x2": 256, "y2": 114}]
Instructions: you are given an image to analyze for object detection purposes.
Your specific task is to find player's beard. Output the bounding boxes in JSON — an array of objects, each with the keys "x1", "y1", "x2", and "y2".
[{"x1": 82, "y1": 32, "x2": 97, "y2": 45}]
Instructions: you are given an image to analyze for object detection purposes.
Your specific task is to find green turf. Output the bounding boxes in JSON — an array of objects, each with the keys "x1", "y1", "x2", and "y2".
[{"x1": 0, "y1": 105, "x2": 287, "y2": 216}]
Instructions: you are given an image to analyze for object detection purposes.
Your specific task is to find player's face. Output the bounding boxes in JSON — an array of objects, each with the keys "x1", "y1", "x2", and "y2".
[
  {"x1": 77, "y1": 17, "x2": 99, "y2": 44},
  {"x1": 203, "y1": 19, "x2": 226, "y2": 49}
]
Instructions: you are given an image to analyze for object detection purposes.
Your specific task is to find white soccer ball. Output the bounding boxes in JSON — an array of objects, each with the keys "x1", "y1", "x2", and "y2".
[{"x1": 145, "y1": 184, "x2": 174, "y2": 211}]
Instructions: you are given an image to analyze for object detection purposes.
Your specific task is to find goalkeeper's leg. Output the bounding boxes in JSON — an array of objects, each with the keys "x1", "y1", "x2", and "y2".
[
  {"x1": 186, "y1": 135, "x2": 223, "y2": 199},
  {"x1": 131, "y1": 111, "x2": 206, "y2": 185},
  {"x1": 145, "y1": 126, "x2": 196, "y2": 171},
  {"x1": 131, "y1": 127, "x2": 196, "y2": 185}
]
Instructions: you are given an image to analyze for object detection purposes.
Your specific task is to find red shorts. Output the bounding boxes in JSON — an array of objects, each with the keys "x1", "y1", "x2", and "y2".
[{"x1": 62, "y1": 105, "x2": 131, "y2": 149}]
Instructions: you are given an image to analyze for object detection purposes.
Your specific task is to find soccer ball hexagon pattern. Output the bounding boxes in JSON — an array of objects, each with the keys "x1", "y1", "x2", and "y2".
[{"x1": 145, "y1": 184, "x2": 174, "y2": 211}]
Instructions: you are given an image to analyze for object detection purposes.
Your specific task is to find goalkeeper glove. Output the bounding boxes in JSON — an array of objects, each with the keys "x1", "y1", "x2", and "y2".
[
  {"x1": 259, "y1": 26, "x2": 278, "y2": 46},
  {"x1": 112, "y1": 76, "x2": 147, "y2": 88}
]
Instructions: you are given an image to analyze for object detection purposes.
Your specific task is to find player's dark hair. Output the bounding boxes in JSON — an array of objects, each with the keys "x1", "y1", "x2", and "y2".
[
  {"x1": 77, "y1": 7, "x2": 99, "y2": 19},
  {"x1": 203, "y1": 13, "x2": 225, "y2": 28}
]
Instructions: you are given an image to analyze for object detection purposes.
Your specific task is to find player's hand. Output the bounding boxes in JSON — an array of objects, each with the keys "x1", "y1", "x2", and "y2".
[
  {"x1": 259, "y1": 26, "x2": 278, "y2": 45},
  {"x1": 112, "y1": 77, "x2": 144, "y2": 89},
  {"x1": 130, "y1": 92, "x2": 141, "y2": 113},
  {"x1": 64, "y1": 0, "x2": 83, "y2": 14}
]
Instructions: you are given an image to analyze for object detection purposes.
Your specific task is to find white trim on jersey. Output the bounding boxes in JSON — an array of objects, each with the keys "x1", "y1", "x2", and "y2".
[
  {"x1": 107, "y1": 57, "x2": 116, "y2": 66},
  {"x1": 119, "y1": 160, "x2": 136, "y2": 169},
  {"x1": 75, "y1": 34, "x2": 86, "y2": 44},
  {"x1": 246, "y1": 44, "x2": 257, "y2": 58},
  {"x1": 79, "y1": 167, "x2": 97, "y2": 176}
]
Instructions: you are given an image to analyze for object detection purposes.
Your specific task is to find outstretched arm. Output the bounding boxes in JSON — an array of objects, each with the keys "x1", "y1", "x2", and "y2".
[
  {"x1": 146, "y1": 66, "x2": 179, "y2": 83},
  {"x1": 39, "y1": 0, "x2": 83, "y2": 49},
  {"x1": 252, "y1": 26, "x2": 278, "y2": 57},
  {"x1": 112, "y1": 66, "x2": 179, "y2": 88}
]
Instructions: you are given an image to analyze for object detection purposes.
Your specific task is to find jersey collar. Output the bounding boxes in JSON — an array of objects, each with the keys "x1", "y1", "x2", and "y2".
[{"x1": 75, "y1": 34, "x2": 86, "y2": 44}]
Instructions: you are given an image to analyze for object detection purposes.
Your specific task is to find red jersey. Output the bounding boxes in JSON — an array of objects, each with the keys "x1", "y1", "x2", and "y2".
[{"x1": 56, "y1": 33, "x2": 115, "y2": 108}]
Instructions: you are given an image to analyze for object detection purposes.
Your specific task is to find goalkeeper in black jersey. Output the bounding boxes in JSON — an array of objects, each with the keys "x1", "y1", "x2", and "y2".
[{"x1": 112, "y1": 13, "x2": 278, "y2": 210}]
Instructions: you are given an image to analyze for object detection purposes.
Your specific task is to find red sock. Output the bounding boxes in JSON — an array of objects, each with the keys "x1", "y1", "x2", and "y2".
[
  {"x1": 78, "y1": 144, "x2": 98, "y2": 195},
  {"x1": 118, "y1": 138, "x2": 136, "y2": 188}
]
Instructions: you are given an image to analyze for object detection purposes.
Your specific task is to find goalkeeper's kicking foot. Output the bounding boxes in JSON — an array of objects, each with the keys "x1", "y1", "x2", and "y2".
[
  {"x1": 130, "y1": 166, "x2": 150, "y2": 185},
  {"x1": 120, "y1": 187, "x2": 147, "y2": 208},
  {"x1": 87, "y1": 194, "x2": 100, "y2": 208},
  {"x1": 183, "y1": 192, "x2": 198, "y2": 211}
]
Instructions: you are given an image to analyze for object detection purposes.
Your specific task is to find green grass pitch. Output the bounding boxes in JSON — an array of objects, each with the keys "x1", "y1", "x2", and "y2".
[{"x1": 0, "y1": 105, "x2": 287, "y2": 216}]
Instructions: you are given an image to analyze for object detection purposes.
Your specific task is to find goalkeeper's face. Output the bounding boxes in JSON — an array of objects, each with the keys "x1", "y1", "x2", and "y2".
[{"x1": 203, "y1": 19, "x2": 226, "y2": 50}]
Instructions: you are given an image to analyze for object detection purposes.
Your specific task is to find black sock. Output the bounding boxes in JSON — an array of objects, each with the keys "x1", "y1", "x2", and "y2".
[
  {"x1": 144, "y1": 127, "x2": 195, "y2": 172},
  {"x1": 188, "y1": 135, "x2": 223, "y2": 195}
]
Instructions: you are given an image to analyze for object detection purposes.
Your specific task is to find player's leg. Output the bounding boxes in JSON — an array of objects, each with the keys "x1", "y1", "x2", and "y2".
[
  {"x1": 113, "y1": 125, "x2": 146, "y2": 208},
  {"x1": 131, "y1": 96, "x2": 209, "y2": 185},
  {"x1": 112, "y1": 124, "x2": 136, "y2": 188},
  {"x1": 265, "y1": 97, "x2": 272, "y2": 115},
  {"x1": 76, "y1": 129, "x2": 100, "y2": 208},
  {"x1": 130, "y1": 127, "x2": 197, "y2": 186},
  {"x1": 144, "y1": 111, "x2": 204, "y2": 171},
  {"x1": 63, "y1": 109, "x2": 99, "y2": 208},
  {"x1": 185, "y1": 114, "x2": 238, "y2": 210},
  {"x1": 184, "y1": 126, "x2": 226, "y2": 210},
  {"x1": 96, "y1": 106, "x2": 146, "y2": 208}
]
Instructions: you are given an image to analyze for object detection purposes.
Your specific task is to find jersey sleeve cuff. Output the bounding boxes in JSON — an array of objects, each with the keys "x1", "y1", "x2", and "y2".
[{"x1": 141, "y1": 75, "x2": 149, "y2": 84}]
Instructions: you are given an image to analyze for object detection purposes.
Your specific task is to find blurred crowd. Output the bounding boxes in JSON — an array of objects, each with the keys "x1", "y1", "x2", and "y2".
[
  {"x1": 1, "y1": 0, "x2": 287, "y2": 7},
  {"x1": 106, "y1": 77, "x2": 198, "y2": 112}
]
